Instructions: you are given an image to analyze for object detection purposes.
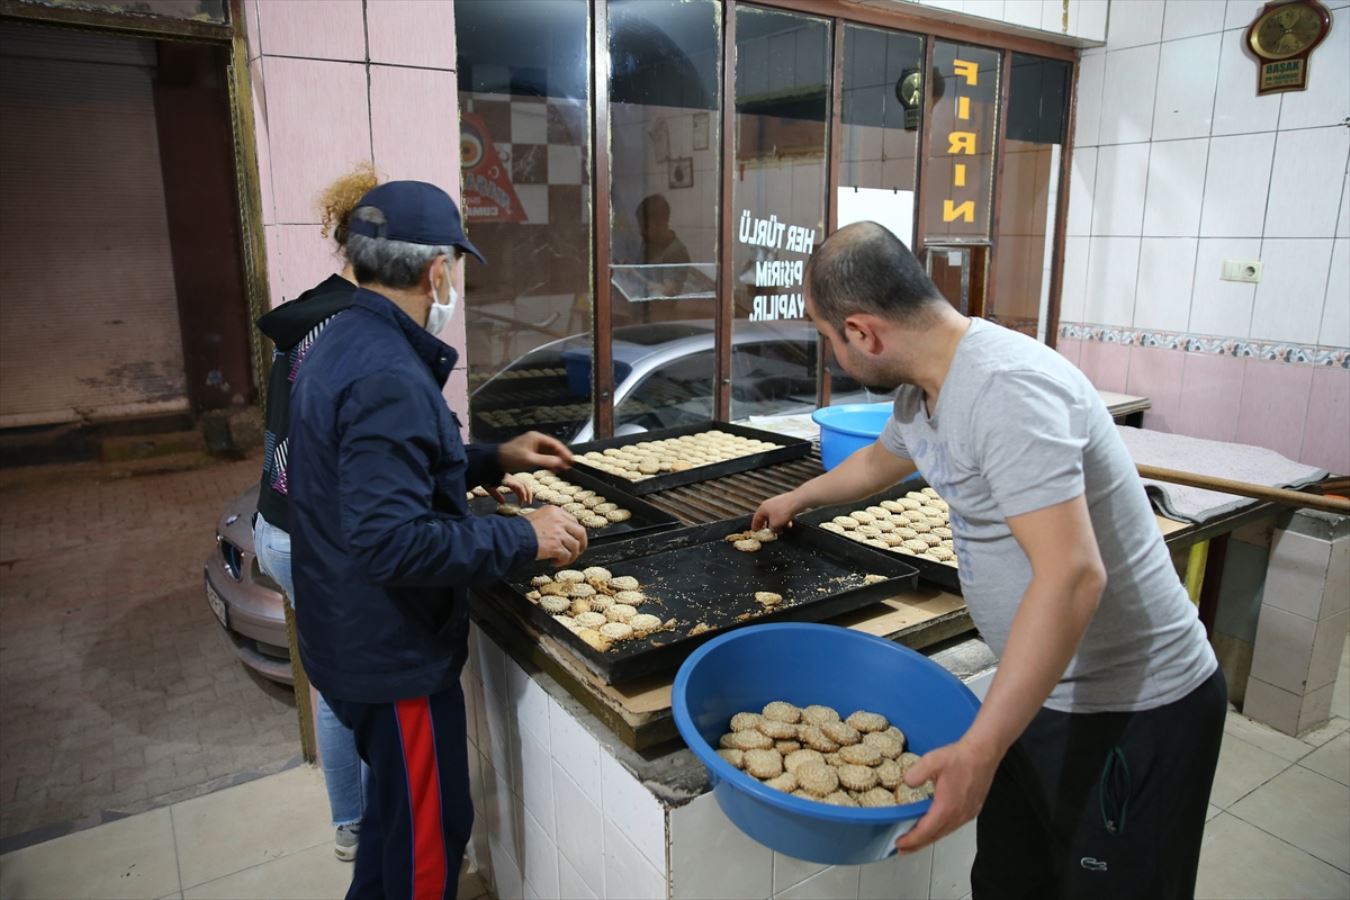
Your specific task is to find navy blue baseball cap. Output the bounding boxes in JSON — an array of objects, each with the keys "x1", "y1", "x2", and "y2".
[{"x1": 348, "y1": 180, "x2": 486, "y2": 263}]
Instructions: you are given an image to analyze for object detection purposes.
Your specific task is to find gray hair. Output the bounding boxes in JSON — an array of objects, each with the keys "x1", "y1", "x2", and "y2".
[{"x1": 345, "y1": 206, "x2": 453, "y2": 289}]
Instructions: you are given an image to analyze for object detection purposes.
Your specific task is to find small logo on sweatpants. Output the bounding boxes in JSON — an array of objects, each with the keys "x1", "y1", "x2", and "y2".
[{"x1": 1080, "y1": 857, "x2": 1109, "y2": 872}]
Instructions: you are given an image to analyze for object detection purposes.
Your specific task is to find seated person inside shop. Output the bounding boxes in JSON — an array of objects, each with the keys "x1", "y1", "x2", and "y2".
[
  {"x1": 288, "y1": 180, "x2": 589, "y2": 898},
  {"x1": 755, "y1": 221, "x2": 1224, "y2": 900}
]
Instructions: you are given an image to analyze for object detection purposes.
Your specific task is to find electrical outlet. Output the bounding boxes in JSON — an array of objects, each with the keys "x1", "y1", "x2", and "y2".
[{"x1": 1221, "y1": 260, "x2": 1263, "y2": 283}]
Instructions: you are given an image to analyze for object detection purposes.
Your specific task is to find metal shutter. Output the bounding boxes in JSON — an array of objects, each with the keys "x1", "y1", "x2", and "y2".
[{"x1": 0, "y1": 24, "x2": 188, "y2": 427}]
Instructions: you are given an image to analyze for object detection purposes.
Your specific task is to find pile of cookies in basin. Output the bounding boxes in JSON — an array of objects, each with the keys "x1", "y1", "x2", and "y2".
[
  {"x1": 525, "y1": 567, "x2": 674, "y2": 653},
  {"x1": 578, "y1": 430, "x2": 782, "y2": 482},
  {"x1": 819, "y1": 488, "x2": 958, "y2": 569},
  {"x1": 717, "y1": 701, "x2": 934, "y2": 807},
  {"x1": 469, "y1": 470, "x2": 633, "y2": 530}
]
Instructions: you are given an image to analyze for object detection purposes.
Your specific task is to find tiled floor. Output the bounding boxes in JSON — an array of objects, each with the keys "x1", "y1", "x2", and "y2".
[
  {"x1": 1, "y1": 643, "x2": 1345, "y2": 900},
  {"x1": 0, "y1": 451, "x2": 300, "y2": 846}
]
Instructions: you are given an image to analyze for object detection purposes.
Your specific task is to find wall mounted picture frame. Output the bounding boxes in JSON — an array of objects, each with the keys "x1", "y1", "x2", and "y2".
[{"x1": 668, "y1": 156, "x2": 693, "y2": 190}]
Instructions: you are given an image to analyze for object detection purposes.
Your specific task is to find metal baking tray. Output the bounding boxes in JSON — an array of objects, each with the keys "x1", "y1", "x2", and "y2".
[
  {"x1": 797, "y1": 480, "x2": 962, "y2": 593},
  {"x1": 567, "y1": 422, "x2": 812, "y2": 496},
  {"x1": 499, "y1": 514, "x2": 920, "y2": 683},
  {"x1": 467, "y1": 466, "x2": 680, "y2": 546}
]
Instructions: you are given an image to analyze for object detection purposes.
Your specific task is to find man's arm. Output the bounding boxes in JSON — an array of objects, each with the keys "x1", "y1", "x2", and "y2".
[
  {"x1": 336, "y1": 374, "x2": 538, "y2": 587},
  {"x1": 753, "y1": 440, "x2": 916, "y2": 531},
  {"x1": 895, "y1": 499, "x2": 1106, "y2": 853}
]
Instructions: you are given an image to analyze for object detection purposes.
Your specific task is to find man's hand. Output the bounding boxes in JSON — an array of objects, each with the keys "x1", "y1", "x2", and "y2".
[
  {"x1": 528, "y1": 506, "x2": 588, "y2": 566},
  {"x1": 489, "y1": 474, "x2": 533, "y2": 505},
  {"x1": 895, "y1": 738, "x2": 1001, "y2": 855},
  {"x1": 500, "y1": 431, "x2": 573, "y2": 473},
  {"x1": 752, "y1": 490, "x2": 804, "y2": 532}
]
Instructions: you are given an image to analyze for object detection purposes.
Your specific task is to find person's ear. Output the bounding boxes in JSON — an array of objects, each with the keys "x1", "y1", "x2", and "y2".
[{"x1": 843, "y1": 315, "x2": 881, "y2": 354}]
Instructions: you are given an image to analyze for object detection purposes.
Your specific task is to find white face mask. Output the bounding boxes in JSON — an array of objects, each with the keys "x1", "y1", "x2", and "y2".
[{"x1": 425, "y1": 269, "x2": 458, "y2": 336}]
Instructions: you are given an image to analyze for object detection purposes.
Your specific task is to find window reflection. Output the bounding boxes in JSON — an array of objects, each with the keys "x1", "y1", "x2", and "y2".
[
  {"x1": 923, "y1": 41, "x2": 1000, "y2": 243},
  {"x1": 731, "y1": 6, "x2": 829, "y2": 419},
  {"x1": 989, "y1": 54, "x2": 1070, "y2": 341},
  {"x1": 456, "y1": 0, "x2": 593, "y2": 444}
]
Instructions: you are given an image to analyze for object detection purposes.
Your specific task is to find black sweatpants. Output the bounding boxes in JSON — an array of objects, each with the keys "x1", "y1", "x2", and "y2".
[
  {"x1": 328, "y1": 684, "x2": 473, "y2": 900},
  {"x1": 972, "y1": 666, "x2": 1226, "y2": 900}
]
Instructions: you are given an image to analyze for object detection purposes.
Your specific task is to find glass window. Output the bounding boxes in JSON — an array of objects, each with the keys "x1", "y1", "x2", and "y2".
[
  {"x1": 989, "y1": 53, "x2": 1070, "y2": 341},
  {"x1": 607, "y1": 0, "x2": 721, "y2": 330},
  {"x1": 614, "y1": 347, "x2": 715, "y2": 433},
  {"x1": 9, "y1": 0, "x2": 226, "y2": 23},
  {"x1": 731, "y1": 5, "x2": 830, "y2": 418},
  {"x1": 456, "y1": 0, "x2": 592, "y2": 444},
  {"x1": 922, "y1": 41, "x2": 1000, "y2": 243}
]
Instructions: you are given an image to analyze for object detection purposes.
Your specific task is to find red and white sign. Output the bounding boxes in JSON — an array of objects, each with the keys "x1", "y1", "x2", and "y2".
[{"x1": 460, "y1": 113, "x2": 525, "y2": 222}]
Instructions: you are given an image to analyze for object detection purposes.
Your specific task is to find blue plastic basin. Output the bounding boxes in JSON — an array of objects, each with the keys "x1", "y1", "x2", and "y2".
[
  {"x1": 812, "y1": 403, "x2": 893, "y2": 471},
  {"x1": 673, "y1": 622, "x2": 980, "y2": 865}
]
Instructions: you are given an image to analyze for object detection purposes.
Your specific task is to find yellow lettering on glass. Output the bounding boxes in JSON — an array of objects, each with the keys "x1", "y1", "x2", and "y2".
[
  {"x1": 953, "y1": 59, "x2": 979, "y2": 85},
  {"x1": 943, "y1": 199, "x2": 976, "y2": 223},
  {"x1": 954, "y1": 163, "x2": 967, "y2": 187},
  {"x1": 957, "y1": 96, "x2": 970, "y2": 120},
  {"x1": 948, "y1": 132, "x2": 976, "y2": 155}
]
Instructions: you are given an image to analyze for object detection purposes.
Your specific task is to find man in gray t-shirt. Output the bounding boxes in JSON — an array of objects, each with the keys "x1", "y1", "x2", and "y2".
[{"x1": 755, "y1": 223, "x2": 1224, "y2": 899}]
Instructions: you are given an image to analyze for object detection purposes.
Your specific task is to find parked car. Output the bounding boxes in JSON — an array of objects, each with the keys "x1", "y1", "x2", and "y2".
[
  {"x1": 203, "y1": 484, "x2": 292, "y2": 684},
  {"x1": 206, "y1": 320, "x2": 882, "y2": 682},
  {"x1": 469, "y1": 319, "x2": 877, "y2": 444}
]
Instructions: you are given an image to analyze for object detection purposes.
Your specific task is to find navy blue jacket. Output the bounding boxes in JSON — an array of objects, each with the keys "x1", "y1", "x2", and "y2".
[{"x1": 289, "y1": 288, "x2": 537, "y2": 703}]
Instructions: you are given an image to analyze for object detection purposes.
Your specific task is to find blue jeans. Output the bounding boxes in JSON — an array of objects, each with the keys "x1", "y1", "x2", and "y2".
[{"x1": 255, "y1": 513, "x2": 369, "y2": 828}]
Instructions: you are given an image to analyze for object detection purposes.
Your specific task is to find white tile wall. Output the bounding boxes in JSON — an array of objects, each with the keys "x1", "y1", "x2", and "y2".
[
  {"x1": 521, "y1": 807, "x2": 561, "y2": 900},
  {"x1": 858, "y1": 846, "x2": 934, "y2": 900},
  {"x1": 1199, "y1": 133, "x2": 1276, "y2": 238},
  {"x1": 670, "y1": 793, "x2": 774, "y2": 900},
  {"x1": 1000, "y1": 0, "x2": 1042, "y2": 29},
  {"x1": 1074, "y1": 0, "x2": 1110, "y2": 41},
  {"x1": 518, "y1": 721, "x2": 555, "y2": 834},
  {"x1": 1264, "y1": 127, "x2": 1350, "y2": 239},
  {"x1": 1189, "y1": 238, "x2": 1261, "y2": 337},
  {"x1": 1211, "y1": 29, "x2": 1283, "y2": 137},
  {"x1": 1091, "y1": 143, "x2": 1150, "y2": 236},
  {"x1": 559, "y1": 852, "x2": 600, "y2": 900},
  {"x1": 1134, "y1": 237, "x2": 1198, "y2": 332},
  {"x1": 1151, "y1": 33, "x2": 1221, "y2": 141},
  {"x1": 1142, "y1": 137, "x2": 1208, "y2": 237},
  {"x1": 508, "y1": 661, "x2": 552, "y2": 746},
  {"x1": 490, "y1": 837, "x2": 526, "y2": 900},
  {"x1": 1067, "y1": 148, "x2": 1097, "y2": 237},
  {"x1": 1072, "y1": 52, "x2": 1106, "y2": 148},
  {"x1": 1321, "y1": 240, "x2": 1350, "y2": 347},
  {"x1": 549, "y1": 698, "x2": 602, "y2": 799},
  {"x1": 1060, "y1": 236, "x2": 1091, "y2": 323},
  {"x1": 928, "y1": 821, "x2": 977, "y2": 899},
  {"x1": 1224, "y1": 0, "x2": 1267, "y2": 30},
  {"x1": 603, "y1": 820, "x2": 667, "y2": 900},
  {"x1": 553, "y1": 763, "x2": 606, "y2": 899},
  {"x1": 773, "y1": 853, "x2": 828, "y2": 895},
  {"x1": 486, "y1": 762, "x2": 524, "y2": 867},
  {"x1": 599, "y1": 752, "x2": 667, "y2": 875},
  {"x1": 777, "y1": 864, "x2": 862, "y2": 899},
  {"x1": 1104, "y1": 0, "x2": 1164, "y2": 48},
  {"x1": 1250, "y1": 239, "x2": 1336, "y2": 345},
  {"x1": 1161, "y1": 0, "x2": 1226, "y2": 39},
  {"x1": 1084, "y1": 236, "x2": 1141, "y2": 325},
  {"x1": 1277, "y1": 7, "x2": 1349, "y2": 131},
  {"x1": 1098, "y1": 44, "x2": 1161, "y2": 145}
]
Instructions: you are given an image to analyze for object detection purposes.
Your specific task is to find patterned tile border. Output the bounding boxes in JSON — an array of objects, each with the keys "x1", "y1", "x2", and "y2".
[{"x1": 1058, "y1": 323, "x2": 1350, "y2": 369}]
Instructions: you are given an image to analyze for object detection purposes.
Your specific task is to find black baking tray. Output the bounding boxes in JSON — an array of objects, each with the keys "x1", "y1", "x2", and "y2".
[
  {"x1": 797, "y1": 481, "x2": 962, "y2": 593},
  {"x1": 468, "y1": 466, "x2": 680, "y2": 546},
  {"x1": 567, "y1": 422, "x2": 811, "y2": 496},
  {"x1": 500, "y1": 514, "x2": 920, "y2": 683}
]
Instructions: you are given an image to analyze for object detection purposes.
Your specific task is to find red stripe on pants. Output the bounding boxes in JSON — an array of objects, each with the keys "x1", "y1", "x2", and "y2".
[{"x1": 396, "y1": 698, "x2": 447, "y2": 900}]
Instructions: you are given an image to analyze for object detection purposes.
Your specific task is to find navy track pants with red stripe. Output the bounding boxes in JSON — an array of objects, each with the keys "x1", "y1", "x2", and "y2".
[{"x1": 328, "y1": 684, "x2": 473, "y2": 900}]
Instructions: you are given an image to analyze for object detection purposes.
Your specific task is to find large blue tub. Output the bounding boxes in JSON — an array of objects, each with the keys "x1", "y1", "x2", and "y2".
[
  {"x1": 672, "y1": 622, "x2": 980, "y2": 865},
  {"x1": 811, "y1": 403, "x2": 893, "y2": 470}
]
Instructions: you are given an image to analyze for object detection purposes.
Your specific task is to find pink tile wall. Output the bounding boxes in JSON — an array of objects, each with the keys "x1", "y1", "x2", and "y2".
[
  {"x1": 366, "y1": 1, "x2": 457, "y2": 69},
  {"x1": 1176, "y1": 351, "x2": 1243, "y2": 442},
  {"x1": 242, "y1": 0, "x2": 262, "y2": 61},
  {"x1": 248, "y1": 58, "x2": 275, "y2": 226},
  {"x1": 256, "y1": 0, "x2": 366, "y2": 62},
  {"x1": 262, "y1": 57, "x2": 372, "y2": 225},
  {"x1": 1234, "y1": 358, "x2": 1314, "y2": 462},
  {"x1": 268, "y1": 223, "x2": 346, "y2": 308},
  {"x1": 1125, "y1": 345, "x2": 1186, "y2": 432},
  {"x1": 1056, "y1": 337, "x2": 1082, "y2": 366},
  {"x1": 1076, "y1": 339, "x2": 1131, "y2": 392},
  {"x1": 369, "y1": 65, "x2": 459, "y2": 195},
  {"x1": 1302, "y1": 367, "x2": 1350, "y2": 475}
]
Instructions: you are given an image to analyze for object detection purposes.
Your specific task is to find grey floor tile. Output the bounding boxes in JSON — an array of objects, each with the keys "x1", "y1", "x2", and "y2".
[
  {"x1": 1299, "y1": 731, "x2": 1350, "y2": 787},
  {"x1": 1229, "y1": 766, "x2": 1350, "y2": 872},
  {"x1": 1196, "y1": 813, "x2": 1350, "y2": 900},
  {"x1": 1210, "y1": 733, "x2": 1293, "y2": 809}
]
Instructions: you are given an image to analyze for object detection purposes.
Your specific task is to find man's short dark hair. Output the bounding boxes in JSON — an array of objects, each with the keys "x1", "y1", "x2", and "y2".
[
  {"x1": 637, "y1": 194, "x2": 670, "y2": 224},
  {"x1": 807, "y1": 222, "x2": 944, "y2": 331}
]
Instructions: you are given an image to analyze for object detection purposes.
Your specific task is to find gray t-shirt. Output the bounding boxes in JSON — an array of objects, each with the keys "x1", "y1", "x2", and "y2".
[{"x1": 880, "y1": 318, "x2": 1216, "y2": 713}]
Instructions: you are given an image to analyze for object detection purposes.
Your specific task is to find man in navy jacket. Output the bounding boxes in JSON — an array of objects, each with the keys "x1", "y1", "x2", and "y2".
[{"x1": 289, "y1": 181, "x2": 587, "y2": 900}]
